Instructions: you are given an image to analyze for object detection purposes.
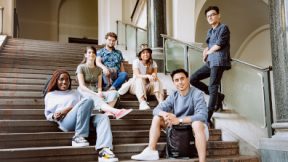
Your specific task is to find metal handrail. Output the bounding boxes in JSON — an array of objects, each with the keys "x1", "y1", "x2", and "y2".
[
  {"x1": 0, "y1": 6, "x2": 4, "y2": 35},
  {"x1": 161, "y1": 34, "x2": 273, "y2": 72},
  {"x1": 130, "y1": 0, "x2": 140, "y2": 21},
  {"x1": 116, "y1": 20, "x2": 147, "y2": 31}
]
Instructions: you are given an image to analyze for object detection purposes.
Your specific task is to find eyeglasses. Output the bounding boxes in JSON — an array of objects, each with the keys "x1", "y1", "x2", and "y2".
[{"x1": 206, "y1": 13, "x2": 218, "y2": 18}]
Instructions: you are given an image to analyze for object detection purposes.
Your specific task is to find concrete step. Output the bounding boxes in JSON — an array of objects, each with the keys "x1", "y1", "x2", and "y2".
[
  {"x1": 0, "y1": 84, "x2": 78, "y2": 91},
  {"x1": 0, "y1": 142, "x2": 239, "y2": 162},
  {"x1": 122, "y1": 156, "x2": 259, "y2": 162},
  {"x1": 0, "y1": 67, "x2": 75, "y2": 75},
  {"x1": 0, "y1": 119, "x2": 154, "y2": 133},
  {"x1": 0, "y1": 63, "x2": 77, "y2": 71},
  {"x1": 0, "y1": 129, "x2": 222, "y2": 149},
  {"x1": 1, "y1": 49, "x2": 83, "y2": 58},
  {"x1": 0, "y1": 53, "x2": 82, "y2": 64},
  {"x1": 0, "y1": 57, "x2": 79, "y2": 67},
  {"x1": 0, "y1": 109, "x2": 154, "y2": 120}
]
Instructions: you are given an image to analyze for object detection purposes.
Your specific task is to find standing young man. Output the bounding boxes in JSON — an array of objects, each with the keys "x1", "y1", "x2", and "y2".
[
  {"x1": 190, "y1": 6, "x2": 231, "y2": 128},
  {"x1": 131, "y1": 69, "x2": 209, "y2": 162},
  {"x1": 96, "y1": 32, "x2": 128, "y2": 90}
]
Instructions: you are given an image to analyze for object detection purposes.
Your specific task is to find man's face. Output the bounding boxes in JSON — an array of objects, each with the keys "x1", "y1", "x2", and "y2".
[
  {"x1": 106, "y1": 36, "x2": 117, "y2": 48},
  {"x1": 172, "y1": 72, "x2": 190, "y2": 92},
  {"x1": 206, "y1": 9, "x2": 220, "y2": 26}
]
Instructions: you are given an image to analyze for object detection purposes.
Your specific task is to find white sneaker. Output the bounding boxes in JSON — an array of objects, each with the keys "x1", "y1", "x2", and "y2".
[
  {"x1": 98, "y1": 147, "x2": 119, "y2": 162},
  {"x1": 139, "y1": 101, "x2": 150, "y2": 110},
  {"x1": 131, "y1": 147, "x2": 159, "y2": 161},
  {"x1": 71, "y1": 136, "x2": 89, "y2": 147}
]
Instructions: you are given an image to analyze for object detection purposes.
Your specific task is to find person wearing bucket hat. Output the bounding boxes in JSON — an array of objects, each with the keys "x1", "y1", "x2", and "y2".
[{"x1": 118, "y1": 43, "x2": 164, "y2": 110}]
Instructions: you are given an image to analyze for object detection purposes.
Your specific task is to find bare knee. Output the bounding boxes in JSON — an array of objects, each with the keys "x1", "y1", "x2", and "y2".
[
  {"x1": 192, "y1": 121, "x2": 209, "y2": 141},
  {"x1": 151, "y1": 116, "x2": 165, "y2": 129}
]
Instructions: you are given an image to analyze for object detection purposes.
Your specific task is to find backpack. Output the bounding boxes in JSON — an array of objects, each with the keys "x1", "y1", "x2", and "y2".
[{"x1": 165, "y1": 125, "x2": 197, "y2": 159}]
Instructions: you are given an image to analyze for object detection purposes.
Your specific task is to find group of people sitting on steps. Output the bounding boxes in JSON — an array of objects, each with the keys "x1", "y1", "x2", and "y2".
[{"x1": 44, "y1": 5, "x2": 230, "y2": 162}]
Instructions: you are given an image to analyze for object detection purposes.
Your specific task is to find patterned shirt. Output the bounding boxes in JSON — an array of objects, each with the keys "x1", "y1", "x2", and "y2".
[
  {"x1": 97, "y1": 47, "x2": 124, "y2": 72},
  {"x1": 206, "y1": 23, "x2": 231, "y2": 68}
]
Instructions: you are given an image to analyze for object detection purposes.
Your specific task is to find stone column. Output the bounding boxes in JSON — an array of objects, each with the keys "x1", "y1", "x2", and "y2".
[
  {"x1": 98, "y1": 0, "x2": 122, "y2": 44},
  {"x1": 259, "y1": 0, "x2": 288, "y2": 161},
  {"x1": 147, "y1": 0, "x2": 166, "y2": 48}
]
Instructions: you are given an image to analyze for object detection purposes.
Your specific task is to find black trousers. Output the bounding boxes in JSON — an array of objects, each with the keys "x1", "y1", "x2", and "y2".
[{"x1": 190, "y1": 64, "x2": 225, "y2": 111}]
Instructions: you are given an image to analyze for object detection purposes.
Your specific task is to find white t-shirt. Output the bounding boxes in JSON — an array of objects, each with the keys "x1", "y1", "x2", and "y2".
[
  {"x1": 44, "y1": 90, "x2": 81, "y2": 121},
  {"x1": 132, "y1": 59, "x2": 157, "y2": 75}
]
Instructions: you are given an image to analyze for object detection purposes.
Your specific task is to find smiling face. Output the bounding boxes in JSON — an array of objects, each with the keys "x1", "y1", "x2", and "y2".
[
  {"x1": 57, "y1": 73, "x2": 71, "y2": 91},
  {"x1": 85, "y1": 48, "x2": 96, "y2": 62},
  {"x1": 140, "y1": 50, "x2": 151, "y2": 61},
  {"x1": 206, "y1": 9, "x2": 220, "y2": 26},
  {"x1": 172, "y1": 72, "x2": 190, "y2": 92}
]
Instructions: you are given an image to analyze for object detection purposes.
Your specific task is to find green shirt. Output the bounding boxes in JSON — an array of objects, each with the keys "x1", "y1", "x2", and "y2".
[{"x1": 76, "y1": 64, "x2": 102, "y2": 92}]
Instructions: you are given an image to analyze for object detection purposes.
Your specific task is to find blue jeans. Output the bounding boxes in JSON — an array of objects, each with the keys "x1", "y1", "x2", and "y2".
[
  {"x1": 103, "y1": 71, "x2": 128, "y2": 90},
  {"x1": 58, "y1": 98, "x2": 113, "y2": 150},
  {"x1": 58, "y1": 98, "x2": 94, "y2": 137},
  {"x1": 190, "y1": 64, "x2": 224, "y2": 111}
]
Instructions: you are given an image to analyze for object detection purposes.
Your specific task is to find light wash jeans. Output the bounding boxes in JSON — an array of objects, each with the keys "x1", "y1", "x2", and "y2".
[
  {"x1": 77, "y1": 87, "x2": 119, "y2": 110},
  {"x1": 58, "y1": 98, "x2": 113, "y2": 150},
  {"x1": 103, "y1": 71, "x2": 128, "y2": 90}
]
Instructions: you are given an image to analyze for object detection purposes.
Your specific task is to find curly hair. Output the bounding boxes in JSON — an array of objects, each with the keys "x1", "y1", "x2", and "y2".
[
  {"x1": 46, "y1": 69, "x2": 72, "y2": 93},
  {"x1": 105, "y1": 32, "x2": 118, "y2": 40}
]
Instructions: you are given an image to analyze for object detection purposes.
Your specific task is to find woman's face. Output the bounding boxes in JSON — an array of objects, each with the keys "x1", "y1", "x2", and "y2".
[
  {"x1": 85, "y1": 48, "x2": 96, "y2": 61},
  {"x1": 57, "y1": 73, "x2": 70, "y2": 91},
  {"x1": 140, "y1": 50, "x2": 151, "y2": 61}
]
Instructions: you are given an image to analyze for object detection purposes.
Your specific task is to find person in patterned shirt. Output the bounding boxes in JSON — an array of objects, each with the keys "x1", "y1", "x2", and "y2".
[{"x1": 96, "y1": 32, "x2": 128, "y2": 91}]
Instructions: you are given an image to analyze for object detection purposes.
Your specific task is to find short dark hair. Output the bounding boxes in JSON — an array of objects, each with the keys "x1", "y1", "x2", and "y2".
[
  {"x1": 204, "y1": 6, "x2": 219, "y2": 16},
  {"x1": 170, "y1": 69, "x2": 188, "y2": 80},
  {"x1": 105, "y1": 32, "x2": 118, "y2": 40}
]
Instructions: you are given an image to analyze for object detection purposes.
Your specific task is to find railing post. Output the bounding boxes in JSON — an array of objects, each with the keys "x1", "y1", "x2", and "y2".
[
  {"x1": 184, "y1": 45, "x2": 189, "y2": 74},
  {"x1": 263, "y1": 67, "x2": 274, "y2": 137},
  {"x1": 116, "y1": 21, "x2": 119, "y2": 45},
  {"x1": 125, "y1": 24, "x2": 127, "y2": 50},
  {"x1": 162, "y1": 36, "x2": 167, "y2": 74},
  {"x1": 0, "y1": 7, "x2": 4, "y2": 35},
  {"x1": 135, "y1": 28, "x2": 138, "y2": 55}
]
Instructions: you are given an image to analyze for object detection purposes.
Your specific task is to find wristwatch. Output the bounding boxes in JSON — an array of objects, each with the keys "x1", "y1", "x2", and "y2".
[{"x1": 179, "y1": 118, "x2": 183, "y2": 125}]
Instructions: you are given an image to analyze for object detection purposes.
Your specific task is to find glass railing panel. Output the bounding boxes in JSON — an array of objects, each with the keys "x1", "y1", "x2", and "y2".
[
  {"x1": 136, "y1": 29, "x2": 147, "y2": 48},
  {"x1": 221, "y1": 61, "x2": 266, "y2": 127},
  {"x1": 188, "y1": 48, "x2": 209, "y2": 84},
  {"x1": 117, "y1": 22, "x2": 126, "y2": 46},
  {"x1": 126, "y1": 25, "x2": 137, "y2": 51},
  {"x1": 165, "y1": 40, "x2": 186, "y2": 72}
]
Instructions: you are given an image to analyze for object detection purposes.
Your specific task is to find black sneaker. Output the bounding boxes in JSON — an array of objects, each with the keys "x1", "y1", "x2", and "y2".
[
  {"x1": 215, "y1": 94, "x2": 225, "y2": 112},
  {"x1": 72, "y1": 136, "x2": 89, "y2": 147},
  {"x1": 98, "y1": 147, "x2": 119, "y2": 162}
]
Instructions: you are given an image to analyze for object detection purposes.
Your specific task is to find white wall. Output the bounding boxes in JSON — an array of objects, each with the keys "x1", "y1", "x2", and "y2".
[
  {"x1": 0, "y1": 0, "x2": 14, "y2": 36},
  {"x1": 172, "y1": 0, "x2": 196, "y2": 43},
  {"x1": 236, "y1": 25, "x2": 271, "y2": 68},
  {"x1": 98, "y1": 0, "x2": 122, "y2": 44}
]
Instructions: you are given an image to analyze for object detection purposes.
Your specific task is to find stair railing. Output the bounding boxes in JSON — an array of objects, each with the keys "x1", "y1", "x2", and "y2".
[
  {"x1": 116, "y1": 20, "x2": 147, "y2": 54},
  {"x1": 161, "y1": 34, "x2": 274, "y2": 137}
]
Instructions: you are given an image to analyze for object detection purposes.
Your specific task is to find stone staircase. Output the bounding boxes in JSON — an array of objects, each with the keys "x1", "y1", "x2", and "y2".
[{"x1": 0, "y1": 38, "x2": 259, "y2": 162}]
